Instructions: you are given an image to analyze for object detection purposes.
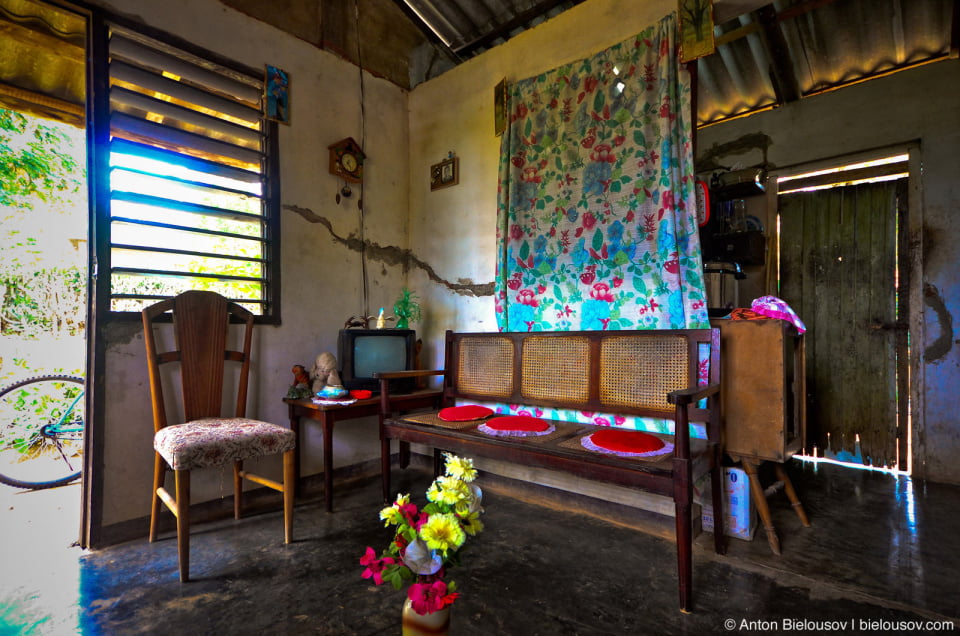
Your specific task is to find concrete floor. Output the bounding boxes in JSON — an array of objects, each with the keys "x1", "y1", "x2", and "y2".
[{"x1": 3, "y1": 459, "x2": 959, "y2": 635}]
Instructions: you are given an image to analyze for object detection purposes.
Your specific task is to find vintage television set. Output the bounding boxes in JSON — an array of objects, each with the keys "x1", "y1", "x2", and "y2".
[{"x1": 338, "y1": 328, "x2": 417, "y2": 394}]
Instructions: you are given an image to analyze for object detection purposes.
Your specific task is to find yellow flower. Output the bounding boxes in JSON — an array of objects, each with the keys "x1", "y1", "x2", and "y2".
[
  {"x1": 379, "y1": 493, "x2": 410, "y2": 526},
  {"x1": 379, "y1": 505, "x2": 401, "y2": 526},
  {"x1": 420, "y1": 512, "x2": 466, "y2": 553},
  {"x1": 444, "y1": 454, "x2": 477, "y2": 482},
  {"x1": 460, "y1": 511, "x2": 484, "y2": 536},
  {"x1": 435, "y1": 476, "x2": 466, "y2": 505}
]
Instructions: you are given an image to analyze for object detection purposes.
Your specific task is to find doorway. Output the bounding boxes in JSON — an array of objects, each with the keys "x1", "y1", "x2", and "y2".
[
  {"x1": 776, "y1": 154, "x2": 911, "y2": 472},
  {"x1": 0, "y1": 0, "x2": 89, "y2": 607}
]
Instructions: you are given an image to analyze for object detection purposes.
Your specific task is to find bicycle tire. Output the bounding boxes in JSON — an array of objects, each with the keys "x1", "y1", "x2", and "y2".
[{"x1": 0, "y1": 374, "x2": 85, "y2": 490}]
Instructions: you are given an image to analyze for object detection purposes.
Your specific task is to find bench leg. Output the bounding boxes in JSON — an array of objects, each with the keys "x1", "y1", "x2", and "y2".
[
  {"x1": 675, "y1": 499, "x2": 692, "y2": 612},
  {"x1": 399, "y1": 441, "x2": 411, "y2": 468}
]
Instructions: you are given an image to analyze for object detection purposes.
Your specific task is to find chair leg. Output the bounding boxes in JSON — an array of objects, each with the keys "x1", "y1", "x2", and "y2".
[
  {"x1": 175, "y1": 469, "x2": 191, "y2": 582},
  {"x1": 234, "y1": 460, "x2": 243, "y2": 520},
  {"x1": 283, "y1": 449, "x2": 295, "y2": 544},
  {"x1": 149, "y1": 453, "x2": 165, "y2": 542}
]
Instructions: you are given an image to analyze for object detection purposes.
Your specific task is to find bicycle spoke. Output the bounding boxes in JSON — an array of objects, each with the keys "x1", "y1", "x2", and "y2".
[{"x1": 0, "y1": 376, "x2": 85, "y2": 489}]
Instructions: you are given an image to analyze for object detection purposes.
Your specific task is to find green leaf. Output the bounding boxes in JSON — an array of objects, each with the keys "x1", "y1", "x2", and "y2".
[
  {"x1": 593, "y1": 89, "x2": 605, "y2": 114},
  {"x1": 524, "y1": 118, "x2": 532, "y2": 137},
  {"x1": 592, "y1": 228, "x2": 603, "y2": 252},
  {"x1": 633, "y1": 131, "x2": 646, "y2": 146},
  {"x1": 610, "y1": 181, "x2": 622, "y2": 193},
  {"x1": 519, "y1": 241, "x2": 530, "y2": 260},
  {"x1": 615, "y1": 108, "x2": 631, "y2": 124}
]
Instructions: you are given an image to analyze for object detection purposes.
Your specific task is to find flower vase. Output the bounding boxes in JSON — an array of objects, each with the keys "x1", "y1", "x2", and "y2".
[{"x1": 401, "y1": 599, "x2": 450, "y2": 636}]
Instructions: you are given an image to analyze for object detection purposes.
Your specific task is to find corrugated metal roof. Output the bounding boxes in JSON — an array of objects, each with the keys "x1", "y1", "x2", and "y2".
[
  {"x1": 699, "y1": 0, "x2": 955, "y2": 126},
  {"x1": 400, "y1": 0, "x2": 955, "y2": 126},
  {"x1": 0, "y1": 0, "x2": 954, "y2": 130},
  {"x1": 399, "y1": 0, "x2": 585, "y2": 59}
]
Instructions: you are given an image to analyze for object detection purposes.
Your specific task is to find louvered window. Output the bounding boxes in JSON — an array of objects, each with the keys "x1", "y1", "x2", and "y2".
[{"x1": 104, "y1": 26, "x2": 278, "y2": 318}]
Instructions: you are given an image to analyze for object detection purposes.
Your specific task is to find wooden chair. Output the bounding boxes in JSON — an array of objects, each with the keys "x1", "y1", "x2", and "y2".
[{"x1": 142, "y1": 290, "x2": 295, "y2": 581}]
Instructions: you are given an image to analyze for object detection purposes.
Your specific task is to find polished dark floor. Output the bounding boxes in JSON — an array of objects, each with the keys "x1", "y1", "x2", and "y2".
[{"x1": 7, "y1": 459, "x2": 960, "y2": 635}]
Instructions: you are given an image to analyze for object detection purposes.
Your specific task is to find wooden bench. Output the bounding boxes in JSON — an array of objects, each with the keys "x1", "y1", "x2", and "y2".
[{"x1": 377, "y1": 329, "x2": 725, "y2": 612}]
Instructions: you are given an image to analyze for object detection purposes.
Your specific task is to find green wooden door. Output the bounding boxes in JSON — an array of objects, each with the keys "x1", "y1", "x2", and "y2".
[{"x1": 779, "y1": 179, "x2": 908, "y2": 469}]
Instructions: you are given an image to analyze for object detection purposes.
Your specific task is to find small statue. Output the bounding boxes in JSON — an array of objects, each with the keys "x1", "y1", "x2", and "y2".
[
  {"x1": 286, "y1": 364, "x2": 312, "y2": 399},
  {"x1": 310, "y1": 352, "x2": 343, "y2": 395}
]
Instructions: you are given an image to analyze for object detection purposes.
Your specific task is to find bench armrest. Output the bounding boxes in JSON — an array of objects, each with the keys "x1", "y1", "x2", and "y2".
[
  {"x1": 667, "y1": 382, "x2": 719, "y2": 406},
  {"x1": 373, "y1": 369, "x2": 445, "y2": 380}
]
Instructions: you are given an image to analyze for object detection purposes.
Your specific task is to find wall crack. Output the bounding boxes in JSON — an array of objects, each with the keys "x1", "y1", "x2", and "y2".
[
  {"x1": 923, "y1": 283, "x2": 953, "y2": 363},
  {"x1": 284, "y1": 204, "x2": 494, "y2": 297}
]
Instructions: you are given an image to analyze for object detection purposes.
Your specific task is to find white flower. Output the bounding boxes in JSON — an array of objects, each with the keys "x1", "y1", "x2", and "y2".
[{"x1": 402, "y1": 538, "x2": 443, "y2": 575}]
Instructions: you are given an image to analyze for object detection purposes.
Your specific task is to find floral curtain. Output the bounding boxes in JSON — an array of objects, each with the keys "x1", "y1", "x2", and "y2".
[{"x1": 495, "y1": 13, "x2": 708, "y2": 333}]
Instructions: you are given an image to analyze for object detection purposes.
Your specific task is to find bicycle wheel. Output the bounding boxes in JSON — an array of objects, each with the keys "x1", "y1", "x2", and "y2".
[{"x1": 0, "y1": 375, "x2": 84, "y2": 489}]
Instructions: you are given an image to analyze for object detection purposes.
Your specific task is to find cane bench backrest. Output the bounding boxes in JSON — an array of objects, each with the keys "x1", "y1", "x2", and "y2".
[{"x1": 445, "y1": 329, "x2": 716, "y2": 420}]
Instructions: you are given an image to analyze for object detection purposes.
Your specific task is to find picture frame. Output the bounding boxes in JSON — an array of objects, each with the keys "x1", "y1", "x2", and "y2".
[
  {"x1": 431, "y1": 155, "x2": 459, "y2": 191},
  {"x1": 264, "y1": 64, "x2": 290, "y2": 124},
  {"x1": 678, "y1": 0, "x2": 716, "y2": 63}
]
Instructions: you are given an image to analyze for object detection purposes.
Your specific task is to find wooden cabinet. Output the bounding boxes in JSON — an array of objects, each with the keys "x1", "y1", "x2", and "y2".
[{"x1": 711, "y1": 319, "x2": 806, "y2": 463}]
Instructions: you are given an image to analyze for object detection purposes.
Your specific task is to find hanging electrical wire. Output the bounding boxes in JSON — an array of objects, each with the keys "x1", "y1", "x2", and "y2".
[{"x1": 354, "y1": 0, "x2": 369, "y2": 319}]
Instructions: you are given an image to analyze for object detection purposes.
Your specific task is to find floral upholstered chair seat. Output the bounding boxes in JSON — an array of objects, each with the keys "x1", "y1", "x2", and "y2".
[{"x1": 154, "y1": 417, "x2": 296, "y2": 471}]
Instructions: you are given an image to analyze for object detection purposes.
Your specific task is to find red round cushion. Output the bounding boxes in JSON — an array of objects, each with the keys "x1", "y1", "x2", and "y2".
[
  {"x1": 483, "y1": 416, "x2": 550, "y2": 433},
  {"x1": 589, "y1": 429, "x2": 665, "y2": 454},
  {"x1": 438, "y1": 405, "x2": 495, "y2": 421}
]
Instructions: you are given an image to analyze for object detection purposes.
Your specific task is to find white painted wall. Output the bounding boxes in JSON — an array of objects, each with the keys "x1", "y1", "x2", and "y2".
[{"x1": 93, "y1": 0, "x2": 411, "y2": 526}]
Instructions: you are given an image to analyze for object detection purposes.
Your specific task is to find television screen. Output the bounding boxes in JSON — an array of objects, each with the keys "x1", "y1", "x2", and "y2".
[
  {"x1": 338, "y1": 329, "x2": 416, "y2": 393},
  {"x1": 354, "y1": 335, "x2": 408, "y2": 378}
]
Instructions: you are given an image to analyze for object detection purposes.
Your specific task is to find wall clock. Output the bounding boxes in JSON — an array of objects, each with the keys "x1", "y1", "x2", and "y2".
[{"x1": 328, "y1": 137, "x2": 365, "y2": 183}]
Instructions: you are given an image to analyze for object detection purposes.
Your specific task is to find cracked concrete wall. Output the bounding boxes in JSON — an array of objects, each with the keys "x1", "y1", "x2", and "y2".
[
  {"x1": 695, "y1": 59, "x2": 960, "y2": 485},
  {"x1": 92, "y1": 0, "x2": 412, "y2": 527}
]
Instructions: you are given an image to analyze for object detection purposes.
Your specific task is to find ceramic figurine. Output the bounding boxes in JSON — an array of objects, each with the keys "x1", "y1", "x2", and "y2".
[
  {"x1": 286, "y1": 364, "x2": 312, "y2": 399},
  {"x1": 310, "y1": 352, "x2": 343, "y2": 394}
]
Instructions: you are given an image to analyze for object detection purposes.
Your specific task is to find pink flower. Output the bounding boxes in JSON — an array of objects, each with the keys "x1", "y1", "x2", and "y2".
[
  {"x1": 590, "y1": 282, "x2": 615, "y2": 302},
  {"x1": 360, "y1": 547, "x2": 395, "y2": 586},
  {"x1": 517, "y1": 289, "x2": 539, "y2": 307},
  {"x1": 408, "y1": 580, "x2": 459, "y2": 615}
]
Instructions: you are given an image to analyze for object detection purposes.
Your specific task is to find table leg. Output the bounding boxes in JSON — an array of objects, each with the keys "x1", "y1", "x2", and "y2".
[
  {"x1": 322, "y1": 416, "x2": 333, "y2": 513},
  {"x1": 381, "y1": 435, "x2": 392, "y2": 503},
  {"x1": 742, "y1": 459, "x2": 780, "y2": 555},
  {"x1": 774, "y1": 463, "x2": 811, "y2": 527}
]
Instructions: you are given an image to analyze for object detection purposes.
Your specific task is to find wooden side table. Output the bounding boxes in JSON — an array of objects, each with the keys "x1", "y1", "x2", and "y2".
[
  {"x1": 284, "y1": 389, "x2": 442, "y2": 511},
  {"x1": 711, "y1": 318, "x2": 810, "y2": 554}
]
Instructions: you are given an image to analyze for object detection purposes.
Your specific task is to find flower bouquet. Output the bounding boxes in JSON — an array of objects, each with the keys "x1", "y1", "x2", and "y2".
[{"x1": 360, "y1": 453, "x2": 484, "y2": 616}]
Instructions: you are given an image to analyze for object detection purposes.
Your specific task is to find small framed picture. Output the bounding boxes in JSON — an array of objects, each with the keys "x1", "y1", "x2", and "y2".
[
  {"x1": 678, "y1": 0, "x2": 715, "y2": 63},
  {"x1": 431, "y1": 155, "x2": 459, "y2": 191},
  {"x1": 264, "y1": 64, "x2": 290, "y2": 124}
]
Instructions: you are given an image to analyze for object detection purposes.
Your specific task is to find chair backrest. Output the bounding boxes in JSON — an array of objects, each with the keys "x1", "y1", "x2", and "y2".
[{"x1": 142, "y1": 291, "x2": 255, "y2": 432}]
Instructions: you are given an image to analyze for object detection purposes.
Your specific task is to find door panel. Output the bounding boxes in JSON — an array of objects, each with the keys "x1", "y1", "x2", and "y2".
[{"x1": 779, "y1": 179, "x2": 905, "y2": 468}]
